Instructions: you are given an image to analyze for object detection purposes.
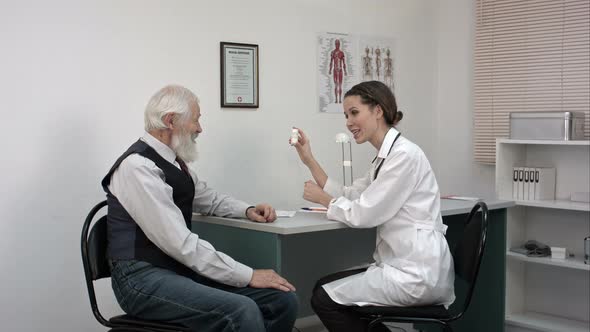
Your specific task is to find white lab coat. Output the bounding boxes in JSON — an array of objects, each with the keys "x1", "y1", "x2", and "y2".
[{"x1": 323, "y1": 128, "x2": 455, "y2": 308}]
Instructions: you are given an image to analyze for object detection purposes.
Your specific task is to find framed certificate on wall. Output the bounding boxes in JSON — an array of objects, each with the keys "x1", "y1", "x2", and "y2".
[{"x1": 220, "y1": 42, "x2": 259, "y2": 108}]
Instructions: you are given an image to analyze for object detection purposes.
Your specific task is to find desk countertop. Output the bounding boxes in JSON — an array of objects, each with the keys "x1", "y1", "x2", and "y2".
[{"x1": 192, "y1": 199, "x2": 514, "y2": 235}]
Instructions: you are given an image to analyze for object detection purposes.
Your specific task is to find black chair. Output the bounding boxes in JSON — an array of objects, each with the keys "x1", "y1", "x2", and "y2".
[
  {"x1": 352, "y1": 201, "x2": 489, "y2": 332},
  {"x1": 81, "y1": 200, "x2": 191, "y2": 332}
]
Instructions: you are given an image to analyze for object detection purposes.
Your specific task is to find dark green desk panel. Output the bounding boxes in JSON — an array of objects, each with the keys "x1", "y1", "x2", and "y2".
[{"x1": 191, "y1": 222, "x2": 375, "y2": 317}]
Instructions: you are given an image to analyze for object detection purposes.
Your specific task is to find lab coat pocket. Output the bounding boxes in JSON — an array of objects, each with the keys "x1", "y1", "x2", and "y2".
[{"x1": 382, "y1": 261, "x2": 425, "y2": 306}]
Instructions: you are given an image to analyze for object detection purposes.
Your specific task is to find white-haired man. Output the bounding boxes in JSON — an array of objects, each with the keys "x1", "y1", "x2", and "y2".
[{"x1": 101, "y1": 85, "x2": 298, "y2": 331}]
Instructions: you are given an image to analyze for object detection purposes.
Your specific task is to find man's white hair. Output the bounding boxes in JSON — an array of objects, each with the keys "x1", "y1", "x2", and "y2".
[{"x1": 144, "y1": 85, "x2": 200, "y2": 131}]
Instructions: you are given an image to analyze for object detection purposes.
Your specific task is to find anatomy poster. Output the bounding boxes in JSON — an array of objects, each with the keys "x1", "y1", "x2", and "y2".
[
  {"x1": 317, "y1": 32, "x2": 395, "y2": 113},
  {"x1": 317, "y1": 32, "x2": 357, "y2": 113},
  {"x1": 359, "y1": 37, "x2": 395, "y2": 92}
]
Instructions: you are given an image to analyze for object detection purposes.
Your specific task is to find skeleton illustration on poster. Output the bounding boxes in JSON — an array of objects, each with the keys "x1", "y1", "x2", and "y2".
[{"x1": 359, "y1": 37, "x2": 395, "y2": 92}]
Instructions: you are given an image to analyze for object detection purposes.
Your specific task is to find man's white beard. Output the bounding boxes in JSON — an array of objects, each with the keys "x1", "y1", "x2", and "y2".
[{"x1": 171, "y1": 132, "x2": 198, "y2": 163}]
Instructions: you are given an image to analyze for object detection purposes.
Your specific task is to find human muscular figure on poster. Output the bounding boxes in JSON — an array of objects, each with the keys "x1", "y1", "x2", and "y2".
[{"x1": 329, "y1": 39, "x2": 347, "y2": 104}]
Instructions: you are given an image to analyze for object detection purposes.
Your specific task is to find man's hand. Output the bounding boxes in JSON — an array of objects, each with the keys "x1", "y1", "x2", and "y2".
[
  {"x1": 246, "y1": 204, "x2": 277, "y2": 223},
  {"x1": 249, "y1": 269, "x2": 296, "y2": 292},
  {"x1": 303, "y1": 180, "x2": 332, "y2": 207}
]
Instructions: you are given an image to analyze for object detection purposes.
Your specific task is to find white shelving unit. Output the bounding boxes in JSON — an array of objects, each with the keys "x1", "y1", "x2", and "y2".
[
  {"x1": 506, "y1": 312, "x2": 589, "y2": 332},
  {"x1": 506, "y1": 252, "x2": 589, "y2": 271},
  {"x1": 513, "y1": 199, "x2": 590, "y2": 212},
  {"x1": 496, "y1": 139, "x2": 590, "y2": 332}
]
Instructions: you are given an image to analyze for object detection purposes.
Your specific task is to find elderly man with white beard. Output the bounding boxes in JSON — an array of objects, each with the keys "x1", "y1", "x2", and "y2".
[{"x1": 101, "y1": 85, "x2": 298, "y2": 332}]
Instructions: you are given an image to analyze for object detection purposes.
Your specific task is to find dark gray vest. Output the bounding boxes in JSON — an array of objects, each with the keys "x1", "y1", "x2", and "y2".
[{"x1": 101, "y1": 140, "x2": 195, "y2": 275}]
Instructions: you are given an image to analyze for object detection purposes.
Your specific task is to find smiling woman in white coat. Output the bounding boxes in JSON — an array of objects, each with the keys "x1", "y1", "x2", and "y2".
[{"x1": 292, "y1": 81, "x2": 455, "y2": 332}]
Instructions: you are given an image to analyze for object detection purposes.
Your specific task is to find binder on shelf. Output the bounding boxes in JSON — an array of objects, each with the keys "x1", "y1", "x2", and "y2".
[
  {"x1": 534, "y1": 167, "x2": 556, "y2": 200},
  {"x1": 528, "y1": 168, "x2": 536, "y2": 200},
  {"x1": 518, "y1": 167, "x2": 525, "y2": 200},
  {"x1": 523, "y1": 167, "x2": 530, "y2": 200},
  {"x1": 512, "y1": 167, "x2": 519, "y2": 200}
]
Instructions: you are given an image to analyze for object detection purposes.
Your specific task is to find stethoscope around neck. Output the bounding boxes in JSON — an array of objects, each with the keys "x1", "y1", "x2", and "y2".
[{"x1": 372, "y1": 132, "x2": 401, "y2": 180}]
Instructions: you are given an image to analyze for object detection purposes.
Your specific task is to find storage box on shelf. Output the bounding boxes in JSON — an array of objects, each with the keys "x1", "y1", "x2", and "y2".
[{"x1": 496, "y1": 139, "x2": 590, "y2": 332}]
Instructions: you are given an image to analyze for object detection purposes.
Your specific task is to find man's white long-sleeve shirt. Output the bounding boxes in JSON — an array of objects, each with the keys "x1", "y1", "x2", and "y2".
[{"x1": 108, "y1": 132, "x2": 253, "y2": 287}]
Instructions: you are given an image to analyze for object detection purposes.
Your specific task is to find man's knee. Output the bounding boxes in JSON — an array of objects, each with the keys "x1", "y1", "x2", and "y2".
[
  {"x1": 278, "y1": 291, "x2": 299, "y2": 318},
  {"x1": 232, "y1": 297, "x2": 264, "y2": 329}
]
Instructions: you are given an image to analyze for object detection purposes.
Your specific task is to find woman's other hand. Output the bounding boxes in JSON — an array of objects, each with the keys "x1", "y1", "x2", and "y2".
[{"x1": 303, "y1": 180, "x2": 333, "y2": 207}]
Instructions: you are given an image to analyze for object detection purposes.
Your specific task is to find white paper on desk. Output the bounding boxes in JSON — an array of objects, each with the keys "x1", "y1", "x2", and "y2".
[{"x1": 276, "y1": 210, "x2": 296, "y2": 218}]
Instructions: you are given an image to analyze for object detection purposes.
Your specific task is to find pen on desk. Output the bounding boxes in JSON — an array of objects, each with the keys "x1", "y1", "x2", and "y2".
[{"x1": 301, "y1": 207, "x2": 328, "y2": 211}]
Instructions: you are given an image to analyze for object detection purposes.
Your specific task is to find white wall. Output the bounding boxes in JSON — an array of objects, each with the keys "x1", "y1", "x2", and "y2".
[
  {"x1": 432, "y1": 0, "x2": 496, "y2": 198},
  {"x1": 0, "y1": 0, "x2": 454, "y2": 331}
]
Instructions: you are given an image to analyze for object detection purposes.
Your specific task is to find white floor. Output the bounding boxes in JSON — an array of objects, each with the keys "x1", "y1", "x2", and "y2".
[{"x1": 295, "y1": 315, "x2": 418, "y2": 332}]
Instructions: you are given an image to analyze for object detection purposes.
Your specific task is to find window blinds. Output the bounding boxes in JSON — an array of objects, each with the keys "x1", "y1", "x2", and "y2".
[{"x1": 474, "y1": 0, "x2": 590, "y2": 164}]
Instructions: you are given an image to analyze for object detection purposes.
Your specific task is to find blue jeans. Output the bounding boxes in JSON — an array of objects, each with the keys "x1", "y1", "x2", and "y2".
[{"x1": 110, "y1": 260, "x2": 298, "y2": 332}]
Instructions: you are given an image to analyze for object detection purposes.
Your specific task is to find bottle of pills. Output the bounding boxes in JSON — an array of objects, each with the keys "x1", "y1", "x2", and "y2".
[{"x1": 290, "y1": 128, "x2": 299, "y2": 145}]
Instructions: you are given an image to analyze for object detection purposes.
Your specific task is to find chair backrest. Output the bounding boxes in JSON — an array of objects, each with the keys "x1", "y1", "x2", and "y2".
[
  {"x1": 81, "y1": 200, "x2": 111, "y2": 327},
  {"x1": 451, "y1": 201, "x2": 488, "y2": 320}
]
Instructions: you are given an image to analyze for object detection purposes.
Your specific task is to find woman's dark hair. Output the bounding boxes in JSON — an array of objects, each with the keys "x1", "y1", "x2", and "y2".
[{"x1": 344, "y1": 81, "x2": 403, "y2": 126}]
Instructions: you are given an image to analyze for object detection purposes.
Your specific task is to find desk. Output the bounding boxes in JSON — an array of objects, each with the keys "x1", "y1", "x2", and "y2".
[{"x1": 192, "y1": 199, "x2": 514, "y2": 332}]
